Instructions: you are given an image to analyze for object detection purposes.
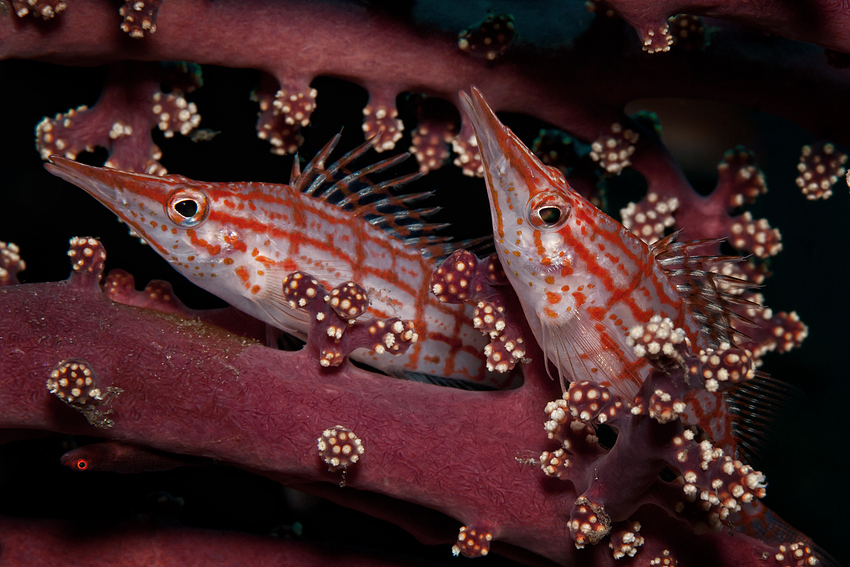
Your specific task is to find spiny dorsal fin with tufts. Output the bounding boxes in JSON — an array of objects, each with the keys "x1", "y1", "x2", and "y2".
[
  {"x1": 651, "y1": 232, "x2": 760, "y2": 346},
  {"x1": 289, "y1": 133, "x2": 486, "y2": 261}
]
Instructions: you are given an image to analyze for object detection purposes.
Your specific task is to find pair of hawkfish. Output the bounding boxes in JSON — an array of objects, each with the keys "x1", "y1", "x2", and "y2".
[{"x1": 47, "y1": 87, "x2": 740, "y2": 402}]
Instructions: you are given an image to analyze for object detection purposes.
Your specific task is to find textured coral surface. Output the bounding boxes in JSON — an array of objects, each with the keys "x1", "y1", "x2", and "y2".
[{"x1": 1, "y1": 1, "x2": 849, "y2": 565}]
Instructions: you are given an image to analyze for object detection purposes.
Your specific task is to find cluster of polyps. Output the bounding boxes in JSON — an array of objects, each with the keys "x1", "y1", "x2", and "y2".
[
  {"x1": 0, "y1": 241, "x2": 25, "y2": 286},
  {"x1": 620, "y1": 192, "x2": 679, "y2": 245},
  {"x1": 254, "y1": 83, "x2": 317, "y2": 155},
  {"x1": 118, "y1": 0, "x2": 161, "y2": 38},
  {"x1": 361, "y1": 101, "x2": 404, "y2": 152},
  {"x1": 796, "y1": 142, "x2": 848, "y2": 200},
  {"x1": 431, "y1": 250, "x2": 527, "y2": 373},
  {"x1": 457, "y1": 11, "x2": 515, "y2": 61},
  {"x1": 317, "y1": 425, "x2": 365, "y2": 484},
  {"x1": 534, "y1": 312, "x2": 786, "y2": 559},
  {"x1": 589, "y1": 122, "x2": 639, "y2": 174},
  {"x1": 452, "y1": 526, "x2": 493, "y2": 558},
  {"x1": 47, "y1": 358, "x2": 104, "y2": 406},
  {"x1": 281, "y1": 271, "x2": 417, "y2": 368},
  {"x1": 67, "y1": 237, "x2": 107, "y2": 276},
  {"x1": 46, "y1": 357, "x2": 122, "y2": 428}
]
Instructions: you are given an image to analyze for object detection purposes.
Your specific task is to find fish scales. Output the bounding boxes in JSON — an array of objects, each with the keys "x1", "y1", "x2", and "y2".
[
  {"x1": 46, "y1": 141, "x2": 497, "y2": 385},
  {"x1": 460, "y1": 88, "x2": 714, "y2": 400}
]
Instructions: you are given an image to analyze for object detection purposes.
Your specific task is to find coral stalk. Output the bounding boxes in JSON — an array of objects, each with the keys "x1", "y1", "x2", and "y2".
[{"x1": 0, "y1": 239, "x2": 807, "y2": 566}]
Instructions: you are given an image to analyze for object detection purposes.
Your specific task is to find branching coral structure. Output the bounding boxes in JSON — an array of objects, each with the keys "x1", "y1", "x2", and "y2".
[
  {"x1": 0, "y1": 236, "x2": 830, "y2": 566},
  {"x1": 1, "y1": 1, "x2": 849, "y2": 565}
]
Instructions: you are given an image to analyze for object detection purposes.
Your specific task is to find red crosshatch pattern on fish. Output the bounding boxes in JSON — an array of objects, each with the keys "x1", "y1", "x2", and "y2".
[
  {"x1": 460, "y1": 87, "x2": 760, "y2": 451},
  {"x1": 46, "y1": 136, "x2": 508, "y2": 387}
]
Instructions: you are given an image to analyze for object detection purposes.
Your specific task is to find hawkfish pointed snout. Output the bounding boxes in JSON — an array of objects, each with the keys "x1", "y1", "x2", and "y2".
[
  {"x1": 458, "y1": 87, "x2": 568, "y2": 241},
  {"x1": 46, "y1": 156, "x2": 119, "y2": 202},
  {"x1": 44, "y1": 157, "x2": 183, "y2": 223},
  {"x1": 46, "y1": 156, "x2": 134, "y2": 210},
  {"x1": 458, "y1": 87, "x2": 560, "y2": 189},
  {"x1": 46, "y1": 156, "x2": 163, "y2": 205}
]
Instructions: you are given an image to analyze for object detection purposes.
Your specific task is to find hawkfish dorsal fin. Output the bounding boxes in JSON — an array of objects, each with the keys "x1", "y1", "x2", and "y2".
[
  {"x1": 651, "y1": 233, "x2": 759, "y2": 346},
  {"x1": 289, "y1": 134, "x2": 478, "y2": 260}
]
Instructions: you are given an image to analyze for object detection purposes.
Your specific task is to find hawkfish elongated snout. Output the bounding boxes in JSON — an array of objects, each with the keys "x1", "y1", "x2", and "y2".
[
  {"x1": 46, "y1": 156, "x2": 166, "y2": 213},
  {"x1": 46, "y1": 157, "x2": 133, "y2": 215},
  {"x1": 458, "y1": 87, "x2": 569, "y2": 242},
  {"x1": 45, "y1": 157, "x2": 212, "y2": 257}
]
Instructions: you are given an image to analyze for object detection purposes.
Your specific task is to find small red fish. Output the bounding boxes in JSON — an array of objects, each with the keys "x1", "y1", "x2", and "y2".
[{"x1": 60, "y1": 442, "x2": 204, "y2": 473}]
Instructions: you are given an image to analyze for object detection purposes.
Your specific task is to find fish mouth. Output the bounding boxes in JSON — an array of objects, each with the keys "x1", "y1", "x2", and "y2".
[{"x1": 45, "y1": 156, "x2": 131, "y2": 213}]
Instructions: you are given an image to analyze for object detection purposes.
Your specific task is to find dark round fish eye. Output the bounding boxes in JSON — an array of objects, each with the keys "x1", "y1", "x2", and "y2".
[
  {"x1": 174, "y1": 199, "x2": 199, "y2": 219},
  {"x1": 165, "y1": 187, "x2": 210, "y2": 228},
  {"x1": 538, "y1": 206, "x2": 561, "y2": 225},
  {"x1": 527, "y1": 191, "x2": 571, "y2": 230}
]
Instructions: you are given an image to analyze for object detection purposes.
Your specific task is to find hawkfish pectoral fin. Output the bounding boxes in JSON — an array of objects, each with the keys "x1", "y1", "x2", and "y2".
[
  {"x1": 250, "y1": 288, "x2": 310, "y2": 339},
  {"x1": 539, "y1": 317, "x2": 609, "y2": 396},
  {"x1": 248, "y1": 258, "x2": 365, "y2": 339},
  {"x1": 538, "y1": 308, "x2": 644, "y2": 400}
]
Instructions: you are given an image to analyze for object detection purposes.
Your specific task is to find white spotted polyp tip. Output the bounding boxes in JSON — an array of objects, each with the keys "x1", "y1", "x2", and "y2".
[
  {"x1": 67, "y1": 236, "x2": 107, "y2": 277},
  {"x1": 47, "y1": 358, "x2": 104, "y2": 406},
  {"x1": 452, "y1": 526, "x2": 493, "y2": 558},
  {"x1": 452, "y1": 526, "x2": 493, "y2": 557},
  {"x1": 46, "y1": 358, "x2": 122, "y2": 428},
  {"x1": 317, "y1": 425, "x2": 364, "y2": 473}
]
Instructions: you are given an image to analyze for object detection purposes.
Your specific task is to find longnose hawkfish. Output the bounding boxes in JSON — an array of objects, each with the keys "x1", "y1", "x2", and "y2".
[
  {"x1": 46, "y1": 136, "x2": 506, "y2": 387},
  {"x1": 458, "y1": 87, "x2": 755, "y2": 401}
]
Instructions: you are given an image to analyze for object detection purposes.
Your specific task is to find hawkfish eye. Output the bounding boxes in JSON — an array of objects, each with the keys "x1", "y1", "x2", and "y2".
[
  {"x1": 538, "y1": 206, "x2": 561, "y2": 224},
  {"x1": 174, "y1": 199, "x2": 198, "y2": 218},
  {"x1": 527, "y1": 191, "x2": 571, "y2": 230},
  {"x1": 165, "y1": 188, "x2": 210, "y2": 228}
]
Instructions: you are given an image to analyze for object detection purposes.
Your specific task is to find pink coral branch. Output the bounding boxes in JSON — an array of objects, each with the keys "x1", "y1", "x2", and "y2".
[
  {"x1": 2, "y1": 1, "x2": 848, "y2": 142},
  {"x1": 34, "y1": 61, "x2": 201, "y2": 173},
  {"x1": 0, "y1": 238, "x2": 812, "y2": 566}
]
